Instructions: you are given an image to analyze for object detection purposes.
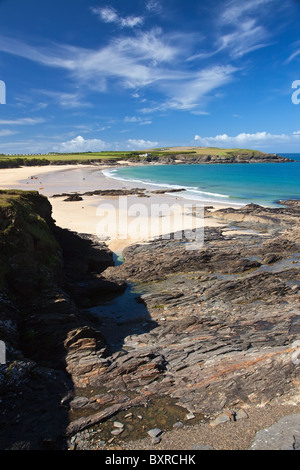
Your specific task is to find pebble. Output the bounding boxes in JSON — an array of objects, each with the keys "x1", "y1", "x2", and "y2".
[
  {"x1": 173, "y1": 421, "x2": 184, "y2": 429},
  {"x1": 185, "y1": 413, "x2": 195, "y2": 421},
  {"x1": 148, "y1": 428, "x2": 163, "y2": 438},
  {"x1": 210, "y1": 412, "x2": 231, "y2": 427},
  {"x1": 111, "y1": 428, "x2": 124, "y2": 436},
  {"x1": 151, "y1": 437, "x2": 161, "y2": 445},
  {"x1": 235, "y1": 409, "x2": 249, "y2": 421},
  {"x1": 114, "y1": 421, "x2": 124, "y2": 429}
]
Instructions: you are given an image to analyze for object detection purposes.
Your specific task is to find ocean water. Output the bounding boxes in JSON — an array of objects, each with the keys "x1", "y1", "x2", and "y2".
[{"x1": 104, "y1": 153, "x2": 300, "y2": 207}]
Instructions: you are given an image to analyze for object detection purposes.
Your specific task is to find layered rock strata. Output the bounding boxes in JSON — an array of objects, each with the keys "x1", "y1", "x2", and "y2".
[{"x1": 0, "y1": 191, "x2": 300, "y2": 449}]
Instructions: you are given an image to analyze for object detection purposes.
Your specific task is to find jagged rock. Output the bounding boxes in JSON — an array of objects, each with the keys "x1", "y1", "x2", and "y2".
[
  {"x1": 0, "y1": 190, "x2": 127, "y2": 449},
  {"x1": 99, "y1": 204, "x2": 300, "y2": 417},
  {"x1": 53, "y1": 188, "x2": 147, "y2": 198},
  {"x1": 66, "y1": 395, "x2": 149, "y2": 436},
  {"x1": 250, "y1": 414, "x2": 300, "y2": 450},
  {"x1": 63, "y1": 193, "x2": 83, "y2": 201},
  {"x1": 210, "y1": 411, "x2": 234, "y2": 427},
  {"x1": 148, "y1": 428, "x2": 163, "y2": 438}
]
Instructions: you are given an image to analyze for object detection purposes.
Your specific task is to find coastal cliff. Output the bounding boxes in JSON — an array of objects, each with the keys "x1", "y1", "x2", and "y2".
[
  {"x1": 0, "y1": 190, "x2": 125, "y2": 449},
  {"x1": 0, "y1": 190, "x2": 300, "y2": 450},
  {"x1": 0, "y1": 150, "x2": 294, "y2": 168},
  {"x1": 125, "y1": 152, "x2": 294, "y2": 165}
]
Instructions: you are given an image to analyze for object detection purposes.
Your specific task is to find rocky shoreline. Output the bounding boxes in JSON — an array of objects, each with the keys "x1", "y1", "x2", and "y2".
[
  {"x1": 0, "y1": 190, "x2": 300, "y2": 450},
  {"x1": 123, "y1": 152, "x2": 294, "y2": 165}
]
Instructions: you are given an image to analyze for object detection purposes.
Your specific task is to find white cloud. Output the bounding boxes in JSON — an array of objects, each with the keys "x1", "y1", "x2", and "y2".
[
  {"x1": 53, "y1": 135, "x2": 107, "y2": 153},
  {"x1": 52, "y1": 135, "x2": 158, "y2": 153},
  {"x1": 191, "y1": 110, "x2": 210, "y2": 116},
  {"x1": 165, "y1": 65, "x2": 237, "y2": 110},
  {"x1": 92, "y1": 6, "x2": 118, "y2": 23},
  {"x1": 285, "y1": 40, "x2": 300, "y2": 63},
  {"x1": 37, "y1": 90, "x2": 91, "y2": 108},
  {"x1": 0, "y1": 30, "x2": 215, "y2": 106},
  {"x1": 91, "y1": 6, "x2": 144, "y2": 28},
  {"x1": 0, "y1": 24, "x2": 239, "y2": 114},
  {"x1": 121, "y1": 16, "x2": 144, "y2": 28},
  {"x1": 188, "y1": 0, "x2": 276, "y2": 63},
  {"x1": 124, "y1": 116, "x2": 152, "y2": 125},
  {"x1": 146, "y1": 0, "x2": 162, "y2": 14},
  {"x1": 126, "y1": 138, "x2": 158, "y2": 149},
  {"x1": 71, "y1": 28, "x2": 183, "y2": 89},
  {"x1": 216, "y1": 0, "x2": 274, "y2": 59},
  {"x1": 220, "y1": 0, "x2": 274, "y2": 24},
  {"x1": 0, "y1": 117, "x2": 45, "y2": 125},
  {"x1": 194, "y1": 131, "x2": 300, "y2": 148},
  {"x1": 218, "y1": 19, "x2": 269, "y2": 59},
  {"x1": 0, "y1": 130, "x2": 18, "y2": 137},
  {"x1": 140, "y1": 65, "x2": 237, "y2": 112}
]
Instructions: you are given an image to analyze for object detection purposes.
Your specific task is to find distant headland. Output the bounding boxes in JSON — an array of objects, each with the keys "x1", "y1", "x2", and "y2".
[{"x1": 0, "y1": 146, "x2": 294, "y2": 168}]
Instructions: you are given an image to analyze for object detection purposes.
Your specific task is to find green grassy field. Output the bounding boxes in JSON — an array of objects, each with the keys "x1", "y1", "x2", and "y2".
[
  {"x1": 148, "y1": 146, "x2": 267, "y2": 157},
  {"x1": 0, "y1": 151, "x2": 134, "y2": 167},
  {"x1": 0, "y1": 152, "x2": 132, "y2": 161}
]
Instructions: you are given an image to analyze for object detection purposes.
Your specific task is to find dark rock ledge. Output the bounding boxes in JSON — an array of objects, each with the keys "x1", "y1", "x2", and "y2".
[{"x1": 0, "y1": 191, "x2": 300, "y2": 450}]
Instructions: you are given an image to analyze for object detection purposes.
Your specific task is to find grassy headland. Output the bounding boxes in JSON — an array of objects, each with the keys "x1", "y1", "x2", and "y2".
[{"x1": 0, "y1": 147, "x2": 287, "y2": 168}]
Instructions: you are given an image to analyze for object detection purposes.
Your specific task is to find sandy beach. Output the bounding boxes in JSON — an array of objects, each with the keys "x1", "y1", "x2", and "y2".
[{"x1": 0, "y1": 164, "x2": 231, "y2": 253}]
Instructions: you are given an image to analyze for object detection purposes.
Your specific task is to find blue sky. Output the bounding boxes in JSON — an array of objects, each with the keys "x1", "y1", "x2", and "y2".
[{"x1": 1, "y1": 0, "x2": 300, "y2": 154}]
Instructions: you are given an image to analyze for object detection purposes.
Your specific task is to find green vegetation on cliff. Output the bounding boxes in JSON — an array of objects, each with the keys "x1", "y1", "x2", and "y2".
[{"x1": 0, "y1": 190, "x2": 61, "y2": 290}]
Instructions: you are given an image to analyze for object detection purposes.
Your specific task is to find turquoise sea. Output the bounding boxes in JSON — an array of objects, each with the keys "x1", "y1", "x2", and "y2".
[{"x1": 103, "y1": 153, "x2": 300, "y2": 207}]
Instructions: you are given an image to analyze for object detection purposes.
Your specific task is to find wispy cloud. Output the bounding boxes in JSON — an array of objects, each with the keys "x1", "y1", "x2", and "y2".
[
  {"x1": 218, "y1": 18, "x2": 270, "y2": 59},
  {"x1": 0, "y1": 1, "x2": 276, "y2": 117},
  {"x1": 0, "y1": 117, "x2": 45, "y2": 125},
  {"x1": 126, "y1": 138, "x2": 158, "y2": 148},
  {"x1": 189, "y1": 0, "x2": 276, "y2": 62},
  {"x1": 285, "y1": 39, "x2": 300, "y2": 63},
  {"x1": 0, "y1": 34, "x2": 77, "y2": 69},
  {"x1": 146, "y1": 0, "x2": 162, "y2": 14},
  {"x1": 124, "y1": 116, "x2": 152, "y2": 125},
  {"x1": 0, "y1": 130, "x2": 18, "y2": 137},
  {"x1": 161, "y1": 65, "x2": 237, "y2": 110},
  {"x1": 219, "y1": 0, "x2": 274, "y2": 24},
  {"x1": 37, "y1": 89, "x2": 91, "y2": 108},
  {"x1": 194, "y1": 130, "x2": 300, "y2": 148},
  {"x1": 91, "y1": 6, "x2": 144, "y2": 28},
  {"x1": 0, "y1": 30, "x2": 228, "y2": 111}
]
